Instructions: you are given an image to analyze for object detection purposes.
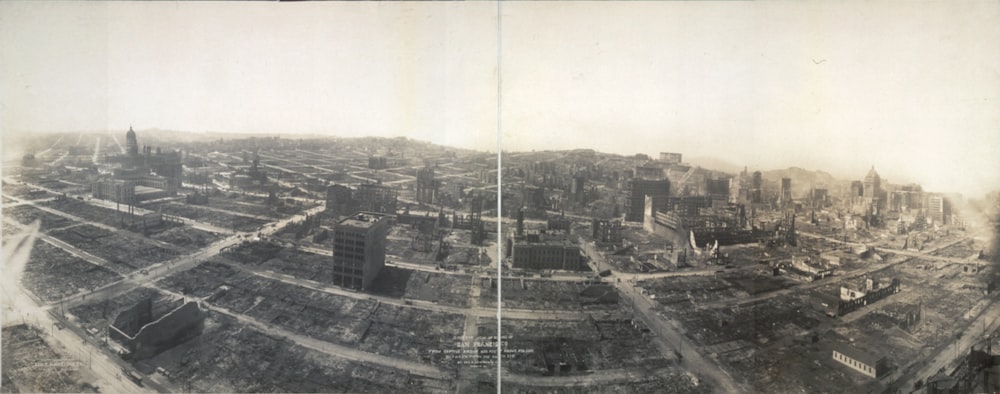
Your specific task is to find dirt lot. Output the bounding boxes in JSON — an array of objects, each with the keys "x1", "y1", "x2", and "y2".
[
  {"x1": 143, "y1": 314, "x2": 454, "y2": 393},
  {"x1": 48, "y1": 224, "x2": 179, "y2": 270},
  {"x1": 638, "y1": 276, "x2": 750, "y2": 308},
  {"x1": 22, "y1": 240, "x2": 122, "y2": 302},
  {"x1": 499, "y1": 371, "x2": 713, "y2": 394},
  {"x1": 149, "y1": 226, "x2": 220, "y2": 249},
  {"x1": 477, "y1": 318, "x2": 668, "y2": 376},
  {"x1": 223, "y1": 241, "x2": 330, "y2": 281},
  {"x1": 1, "y1": 183, "x2": 53, "y2": 200},
  {"x1": 42, "y1": 198, "x2": 182, "y2": 232},
  {"x1": 159, "y1": 261, "x2": 465, "y2": 365},
  {"x1": 481, "y1": 279, "x2": 621, "y2": 311},
  {"x1": 4, "y1": 205, "x2": 73, "y2": 231},
  {"x1": 142, "y1": 202, "x2": 270, "y2": 232},
  {"x1": 368, "y1": 267, "x2": 472, "y2": 307}
]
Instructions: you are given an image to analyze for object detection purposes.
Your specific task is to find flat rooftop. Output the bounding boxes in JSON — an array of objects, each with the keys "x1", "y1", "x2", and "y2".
[
  {"x1": 338, "y1": 212, "x2": 387, "y2": 228},
  {"x1": 516, "y1": 231, "x2": 579, "y2": 247},
  {"x1": 134, "y1": 185, "x2": 165, "y2": 195}
]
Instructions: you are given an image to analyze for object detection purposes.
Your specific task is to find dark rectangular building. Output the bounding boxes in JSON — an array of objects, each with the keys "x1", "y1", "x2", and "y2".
[
  {"x1": 332, "y1": 212, "x2": 389, "y2": 291},
  {"x1": 625, "y1": 179, "x2": 670, "y2": 222}
]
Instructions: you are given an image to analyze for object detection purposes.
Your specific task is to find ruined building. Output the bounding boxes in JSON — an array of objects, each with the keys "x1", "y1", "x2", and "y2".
[
  {"x1": 625, "y1": 178, "x2": 670, "y2": 222},
  {"x1": 592, "y1": 219, "x2": 623, "y2": 246},
  {"x1": 507, "y1": 210, "x2": 586, "y2": 271},
  {"x1": 355, "y1": 183, "x2": 398, "y2": 214},
  {"x1": 325, "y1": 184, "x2": 357, "y2": 217},
  {"x1": 508, "y1": 232, "x2": 586, "y2": 271},
  {"x1": 108, "y1": 297, "x2": 205, "y2": 360},
  {"x1": 779, "y1": 177, "x2": 793, "y2": 207},
  {"x1": 832, "y1": 345, "x2": 889, "y2": 378},
  {"x1": 415, "y1": 165, "x2": 439, "y2": 204},
  {"x1": 93, "y1": 127, "x2": 182, "y2": 203}
]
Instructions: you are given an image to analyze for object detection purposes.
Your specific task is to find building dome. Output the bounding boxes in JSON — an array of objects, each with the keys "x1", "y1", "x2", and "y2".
[
  {"x1": 864, "y1": 166, "x2": 880, "y2": 182},
  {"x1": 126, "y1": 125, "x2": 139, "y2": 157}
]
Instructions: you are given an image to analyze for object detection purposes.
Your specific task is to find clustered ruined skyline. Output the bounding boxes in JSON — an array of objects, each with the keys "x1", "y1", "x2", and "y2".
[{"x1": 2, "y1": 2, "x2": 999, "y2": 197}]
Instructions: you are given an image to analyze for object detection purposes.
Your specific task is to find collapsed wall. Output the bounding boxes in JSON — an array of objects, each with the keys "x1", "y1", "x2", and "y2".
[{"x1": 109, "y1": 299, "x2": 206, "y2": 360}]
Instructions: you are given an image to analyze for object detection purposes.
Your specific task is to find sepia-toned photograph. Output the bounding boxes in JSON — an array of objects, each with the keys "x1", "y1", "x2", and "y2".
[{"x1": 2, "y1": 1, "x2": 998, "y2": 393}]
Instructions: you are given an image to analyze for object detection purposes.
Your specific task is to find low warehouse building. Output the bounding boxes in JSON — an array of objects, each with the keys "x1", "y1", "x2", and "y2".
[{"x1": 832, "y1": 345, "x2": 888, "y2": 378}]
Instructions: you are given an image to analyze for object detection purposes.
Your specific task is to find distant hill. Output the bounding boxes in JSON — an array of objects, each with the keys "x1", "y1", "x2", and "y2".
[
  {"x1": 762, "y1": 167, "x2": 842, "y2": 197},
  {"x1": 684, "y1": 156, "x2": 744, "y2": 174}
]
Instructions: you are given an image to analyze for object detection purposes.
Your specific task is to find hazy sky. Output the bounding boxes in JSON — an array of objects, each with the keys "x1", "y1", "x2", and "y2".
[{"x1": 2, "y1": 2, "x2": 998, "y2": 197}]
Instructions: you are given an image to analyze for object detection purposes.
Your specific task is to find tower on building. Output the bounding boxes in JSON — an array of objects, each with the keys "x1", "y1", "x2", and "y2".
[
  {"x1": 126, "y1": 126, "x2": 139, "y2": 158},
  {"x1": 863, "y1": 166, "x2": 881, "y2": 200},
  {"x1": 780, "y1": 177, "x2": 793, "y2": 207}
]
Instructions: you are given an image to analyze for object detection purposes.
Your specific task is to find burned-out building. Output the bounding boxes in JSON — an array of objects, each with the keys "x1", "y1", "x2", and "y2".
[
  {"x1": 93, "y1": 127, "x2": 182, "y2": 203},
  {"x1": 705, "y1": 177, "x2": 730, "y2": 201},
  {"x1": 832, "y1": 345, "x2": 888, "y2": 378},
  {"x1": 810, "y1": 187, "x2": 829, "y2": 208},
  {"x1": 507, "y1": 210, "x2": 586, "y2": 271},
  {"x1": 592, "y1": 219, "x2": 623, "y2": 246},
  {"x1": 508, "y1": 232, "x2": 587, "y2": 271},
  {"x1": 523, "y1": 186, "x2": 547, "y2": 211},
  {"x1": 92, "y1": 171, "x2": 176, "y2": 203},
  {"x1": 625, "y1": 178, "x2": 670, "y2": 222},
  {"x1": 643, "y1": 195, "x2": 771, "y2": 247},
  {"x1": 569, "y1": 175, "x2": 586, "y2": 204},
  {"x1": 415, "y1": 165, "x2": 439, "y2": 204},
  {"x1": 837, "y1": 277, "x2": 900, "y2": 316},
  {"x1": 325, "y1": 184, "x2": 358, "y2": 217},
  {"x1": 108, "y1": 297, "x2": 206, "y2": 360},
  {"x1": 779, "y1": 177, "x2": 793, "y2": 207},
  {"x1": 368, "y1": 156, "x2": 388, "y2": 169},
  {"x1": 355, "y1": 183, "x2": 398, "y2": 214},
  {"x1": 658, "y1": 152, "x2": 682, "y2": 165}
]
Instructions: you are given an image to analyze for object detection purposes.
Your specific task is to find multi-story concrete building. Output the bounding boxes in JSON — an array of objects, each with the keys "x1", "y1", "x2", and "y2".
[
  {"x1": 569, "y1": 175, "x2": 586, "y2": 203},
  {"x1": 927, "y1": 194, "x2": 949, "y2": 225},
  {"x1": 592, "y1": 218, "x2": 623, "y2": 246},
  {"x1": 509, "y1": 232, "x2": 586, "y2": 271},
  {"x1": 625, "y1": 178, "x2": 670, "y2": 222},
  {"x1": 368, "y1": 156, "x2": 388, "y2": 169},
  {"x1": 863, "y1": 166, "x2": 881, "y2": 200},
  {"x1": 355, "y1": 183, "x2": 398, "y2": 214},
  {"x1": 705, "y1": 177, "x2": 730, "y2": 201},
  {"x1": 634, "y1": 164, "x2": 667, "y2": 180},
  {"x1": 750, "y1": 171, "x2": 763, "y2": 204},
  {"x1": 92, "y1": 170, "x2": 176, "y2": 203},
  {"x1": 415, "y1": 165, "x2": 439, "y2": 204},
  {"x1": 779, "y1": 177, "x2": 792, "y2": 207},
  {"x1": 862, "y1": 166, "x2": 885, "y2": 212},
  {"x1": 810, "y1": 188, "x2": 829, "y2": 208},
  {"x1": 95, "y1": 128, "x2": 182, "y2": 202},
  {"x1": 522, "y1": 186, "x2": 546, "y2": 210},
  {"x1": 325, "y1": 184, "x2": 357, "y2": 217},
  {"x1": 658, "y1": 152, "x2": 682, "y2": 164},
  {"x1": 332, "y1": 212, "x2": 390, "y2": 291},
  {"x1": 889, "y1": 184, "x2": 923, "y2": 212}
]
